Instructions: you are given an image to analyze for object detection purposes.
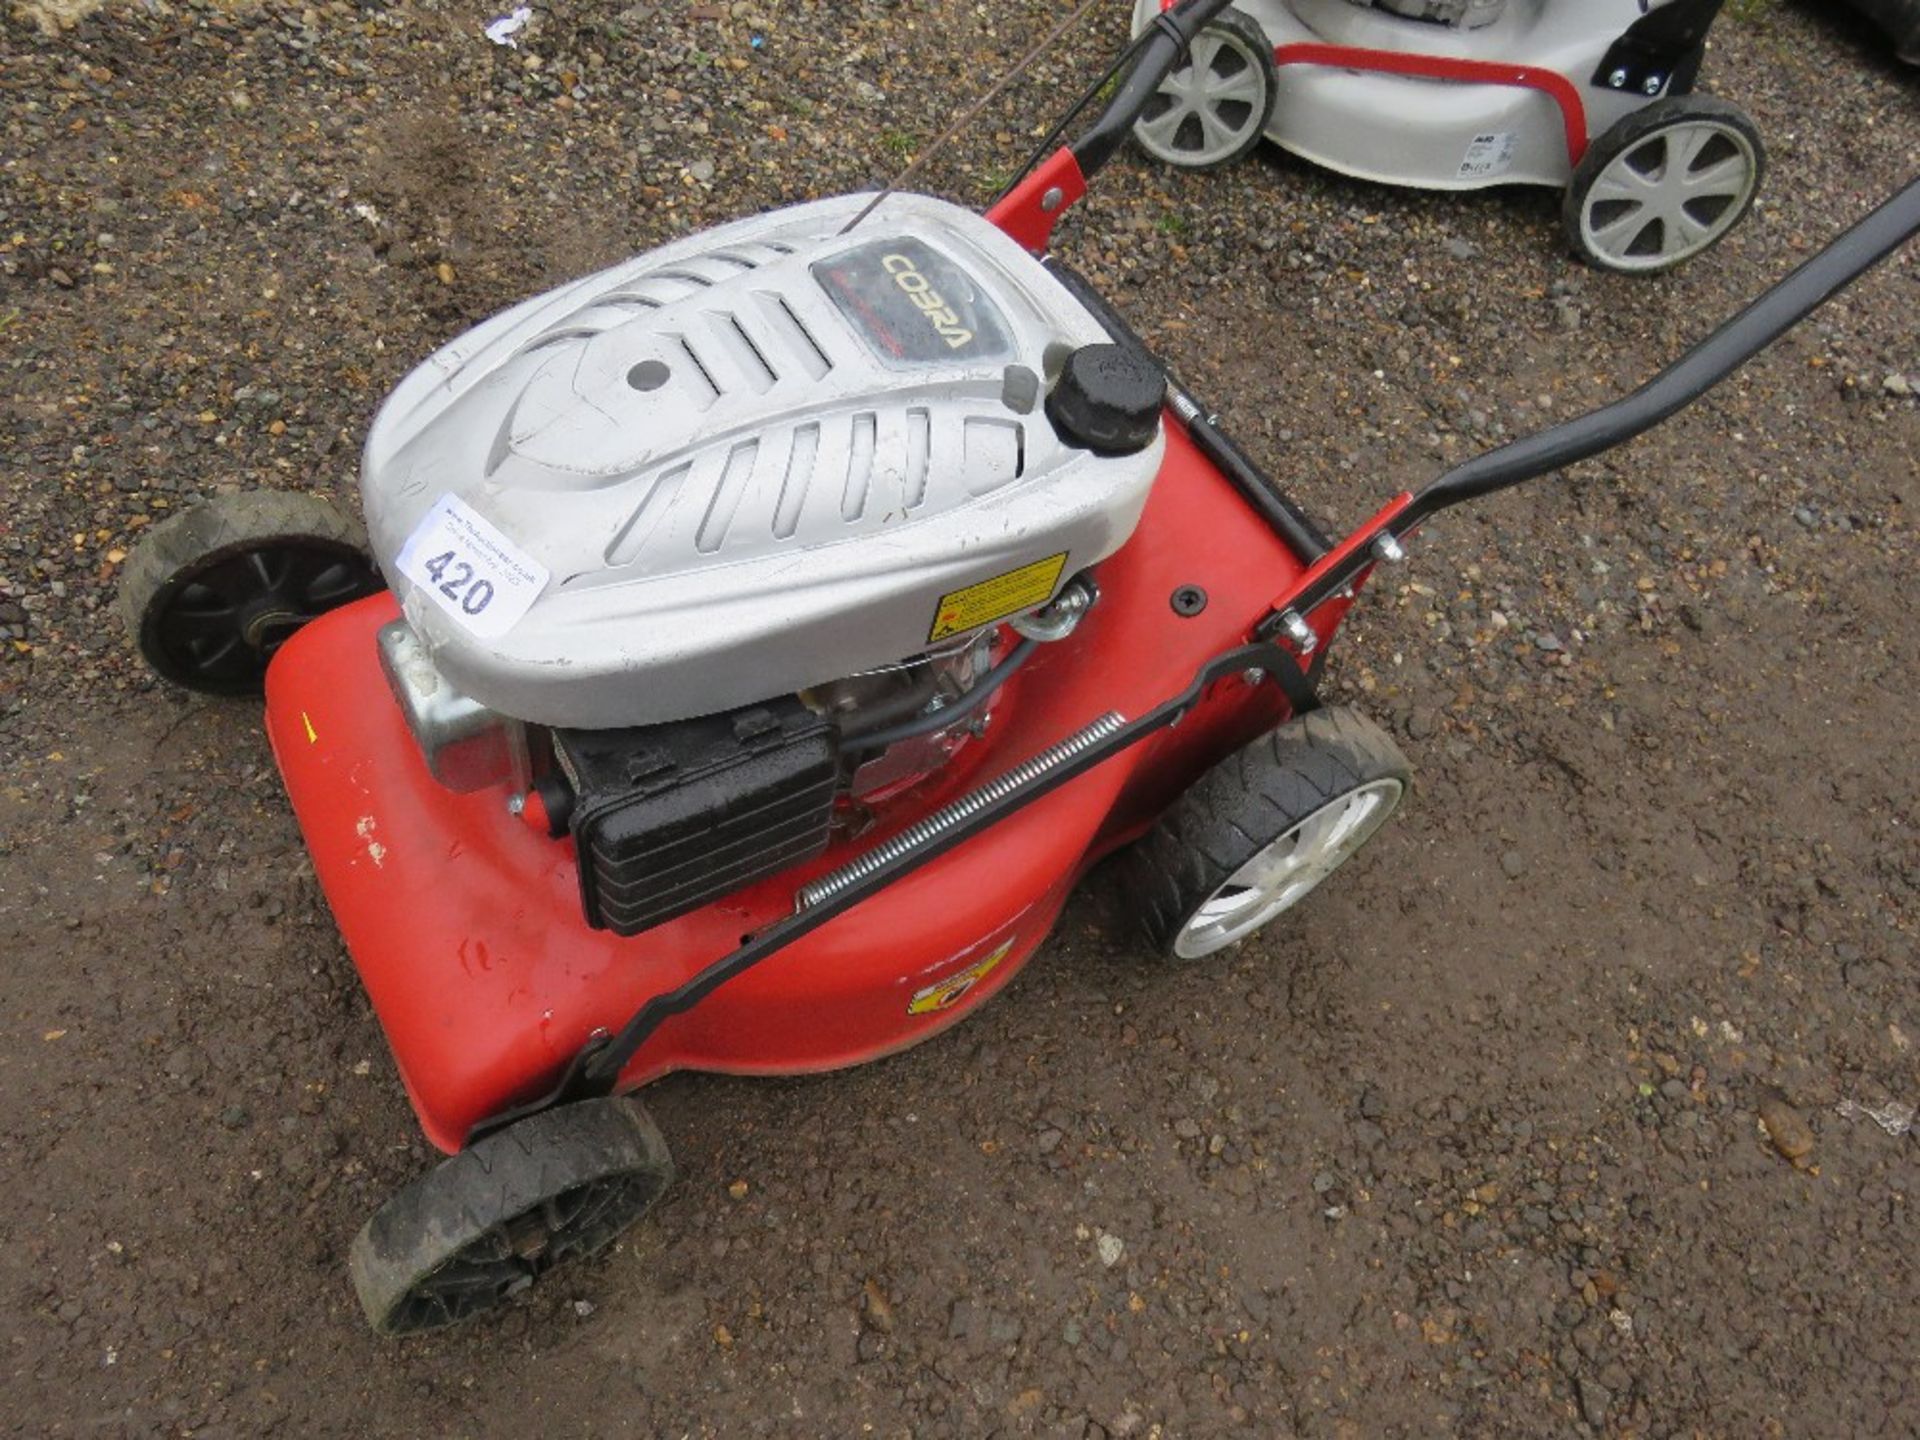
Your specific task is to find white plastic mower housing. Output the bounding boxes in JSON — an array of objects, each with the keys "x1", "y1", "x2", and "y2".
[
  {"x1": 1131, "y1": 0, "x2": 1653, "y2": 188},
  {"x1": 1129, "y1": 0, "x2": 1766, "y2": 272}
]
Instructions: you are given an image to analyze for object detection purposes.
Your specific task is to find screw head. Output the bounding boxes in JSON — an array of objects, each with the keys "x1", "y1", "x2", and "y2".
[
  {"x1": 1170, "y1": 585, "x2": 1208, "y2": 617},
  {"x1": 1642, "y1": 75, "x2": 1663, "y2": 95},
  {"x1": 1040, "y1": 186, "x2": 1065, "y2": 213},
  {"x1": 1280, "y1": 610, "x2": 1317, "y2": 654},
  {"x1": 1609, "y1": 67, "x2": 1629, "y2": 88}
]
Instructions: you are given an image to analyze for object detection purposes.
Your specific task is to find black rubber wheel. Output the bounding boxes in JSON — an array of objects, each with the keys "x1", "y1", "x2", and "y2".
[
  {"x1": 1122, "y1": 707, "x2": 1411, "y2": 960},
  {"x1": 350, "y1": 1097, "x2": 675, "y2": 1337},
  {"x1": 1132, "y1": 10, "x2": 1276, "y2": 170},
  {"x1": 1564, "y1": 96, "x2": 1765, "y2": 274},
  {"x1": 117, "y1": 491, "x2": 382, "y2": 695}
]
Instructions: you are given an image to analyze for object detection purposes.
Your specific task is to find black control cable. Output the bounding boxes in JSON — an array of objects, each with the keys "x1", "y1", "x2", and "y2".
[{"x1": 845, "y1": 638, "x2": 1041, "y2": 754}]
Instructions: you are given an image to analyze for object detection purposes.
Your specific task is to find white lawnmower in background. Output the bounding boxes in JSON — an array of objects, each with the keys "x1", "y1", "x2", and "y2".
[{"x1": 1129, "y1": 0, "x2": 1767, "y2": 273}]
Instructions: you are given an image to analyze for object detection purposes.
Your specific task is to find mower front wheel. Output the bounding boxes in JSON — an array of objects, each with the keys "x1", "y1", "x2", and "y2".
[
  {"x1": 118, "y1": 491, "x2": 382, "y2": 695},
  {"x1": 1124, "y1": 707, "x2": 1410, "y2": 961},
  {"x1": 349, "y1": 1097, "x2": 675, "y2": 1336}
]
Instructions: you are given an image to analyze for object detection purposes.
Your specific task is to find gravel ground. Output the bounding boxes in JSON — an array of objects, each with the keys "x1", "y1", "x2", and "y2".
[{"x1": 2, "y1": 1, "x2": 1917, "y2": 1435}]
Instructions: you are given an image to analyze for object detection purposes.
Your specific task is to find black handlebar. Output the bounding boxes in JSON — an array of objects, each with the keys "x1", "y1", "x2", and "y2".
[
  {"x1": 1071, "y1": 0, "x2": 1242, "y2": 177},
  {"x1": 1272, "y1": 172, "x2": 1920, "y2": 626},
  {"x1": 1409, "y1": 173, "x2": 1920, "y2": 520}
]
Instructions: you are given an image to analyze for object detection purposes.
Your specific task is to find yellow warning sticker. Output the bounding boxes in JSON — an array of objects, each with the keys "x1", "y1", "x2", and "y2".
[
  {"x1": 908, "y1": 939, "x2": 1016, "y2": 1016},
  {"x1": 928, "y1": 553, "x2": 1068, "y2": 643}
]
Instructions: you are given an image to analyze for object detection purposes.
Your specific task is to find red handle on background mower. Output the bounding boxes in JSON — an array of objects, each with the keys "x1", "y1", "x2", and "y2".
[{"x1": 987, "y1": 0, "x2": 1240, "y2": 253}]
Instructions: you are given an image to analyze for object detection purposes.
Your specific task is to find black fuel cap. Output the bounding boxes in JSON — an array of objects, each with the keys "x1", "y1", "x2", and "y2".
[{"x1": 1045, "y1": 343, "x2": 1165, "y2": 456}]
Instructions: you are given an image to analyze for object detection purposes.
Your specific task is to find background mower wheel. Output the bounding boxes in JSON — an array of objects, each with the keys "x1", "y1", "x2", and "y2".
[
  {"x1": 1123, "y1": 707, "x2": 1410, "y2": 961},
  {"x1": 1565, "y1": 96, "x2": 1765, "y2": 274},
  {"x1": 350, "y1": 1097, "x2": 675, "y2": 1337},
  {"x1": 1132, "y1": 10, "x2": 1276, "y2": 170},
  {"x1": 118, "y1": 490, "x2": 382, "y2": 695}
]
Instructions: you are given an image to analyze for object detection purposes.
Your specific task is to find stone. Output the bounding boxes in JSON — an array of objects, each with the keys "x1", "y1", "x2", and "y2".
[
  {"x1": 947, "y1": 1299, "x2": 976, "y2": 1340},
  {"x1": 1757, "y1": 1095, "x2": 1815, "y2": 1166},
  {"x1": 1578, "y1": 1376, "x2": 1611, "y2": 1427},
  {"x1": 861, "y1": 1278, "x2": 893, "y2": 1333}
]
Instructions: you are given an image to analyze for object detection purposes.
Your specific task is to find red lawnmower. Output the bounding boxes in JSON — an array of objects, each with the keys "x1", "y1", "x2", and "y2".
[{"x1": 120, "y1": 0, "x2": 1920, "y2": 1335}]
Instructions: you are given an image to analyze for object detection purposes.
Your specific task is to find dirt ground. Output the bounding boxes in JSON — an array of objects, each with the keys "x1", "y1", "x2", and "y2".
[{"x1": 3, "y1": 0, "x2": 1917, "y2": 1435}]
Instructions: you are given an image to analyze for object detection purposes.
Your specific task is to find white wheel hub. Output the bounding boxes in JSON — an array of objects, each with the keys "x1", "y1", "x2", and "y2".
[
  {"x1": 1134, "y1": 27, "x2": 1270, "y2": 168},
  {"x1": 1579, "y1": 119, "x2": 1760, "y2": 272},
  {"x1": 1173, "y1": 778, "x2": 1403, "y2": 960}
]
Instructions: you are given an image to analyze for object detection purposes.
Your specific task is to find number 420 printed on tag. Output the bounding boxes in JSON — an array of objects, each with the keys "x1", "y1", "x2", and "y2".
[{"x1": 395, "y1": 494, "x2": 551, "y2": 639}]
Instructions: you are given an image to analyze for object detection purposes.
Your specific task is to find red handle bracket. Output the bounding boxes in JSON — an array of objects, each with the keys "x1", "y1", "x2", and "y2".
[{"x1": 985, "y1": 147, "x2": 1089, "y2": 254}]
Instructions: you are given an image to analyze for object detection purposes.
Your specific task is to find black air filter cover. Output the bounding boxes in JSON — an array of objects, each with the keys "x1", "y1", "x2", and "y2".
[{"x1": 554, "y1": 698, "x2": 839, "y2": 936}]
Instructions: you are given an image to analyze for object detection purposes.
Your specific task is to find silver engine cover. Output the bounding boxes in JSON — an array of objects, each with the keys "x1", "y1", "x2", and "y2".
[{"x1": 360, "y1": 193, "x2": 1162, "y2": 729}]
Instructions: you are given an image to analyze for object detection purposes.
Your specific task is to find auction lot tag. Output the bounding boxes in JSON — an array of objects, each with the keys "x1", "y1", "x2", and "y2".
[{"x1": 396, "y1": 494, "x2": 550, "y2": 639}]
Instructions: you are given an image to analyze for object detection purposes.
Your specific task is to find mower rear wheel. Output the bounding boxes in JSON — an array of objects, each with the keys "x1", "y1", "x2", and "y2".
[
  {"x1": 1133, "y1": 11, "x2": 1276, "y2": 169},
  {"x1": 119, "y1": 491, "x2": 382, "y2": 695},
  {"x1": 1124, "y1": 707, "x2": 1410, "y2": 961},
  {"x1": 350, "y1": 1097, "x2": 675, "y2": 1337},
  {"x1": 1565, "y1": 97, "x2": 1765, "y2": 274}
]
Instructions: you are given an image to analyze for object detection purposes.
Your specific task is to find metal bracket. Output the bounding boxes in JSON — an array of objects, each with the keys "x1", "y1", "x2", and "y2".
[
  {"x1": 1590, "y1": 0, "x2": 1727, "y2": 98},
  {"x1": 463, "y1": 1031, "x2": 617, "y2": 1146}
]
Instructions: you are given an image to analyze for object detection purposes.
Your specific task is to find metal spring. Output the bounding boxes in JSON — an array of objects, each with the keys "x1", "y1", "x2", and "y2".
[{"x1": 796, "y1": 711, "x2": 1128, "y2": 911}]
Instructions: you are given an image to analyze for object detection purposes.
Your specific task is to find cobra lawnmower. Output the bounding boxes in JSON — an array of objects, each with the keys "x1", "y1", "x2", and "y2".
[
  {"x1": 1129, "y1": 0, "x2": 1767, "y2": 272},
  {"x1": 119, "y1": 0, "x2": 1920, "y2": 1334}
]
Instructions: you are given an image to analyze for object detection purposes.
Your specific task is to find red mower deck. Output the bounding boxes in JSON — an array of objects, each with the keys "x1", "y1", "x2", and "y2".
[{"x1": 264, "y1": 423, "x2": 1335, "y2": 1152}]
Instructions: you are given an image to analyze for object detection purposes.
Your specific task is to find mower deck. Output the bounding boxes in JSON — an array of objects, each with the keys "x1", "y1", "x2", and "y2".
[{"x1": 264, "y1": 424, "x2": 1320, "y2": 1151}]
